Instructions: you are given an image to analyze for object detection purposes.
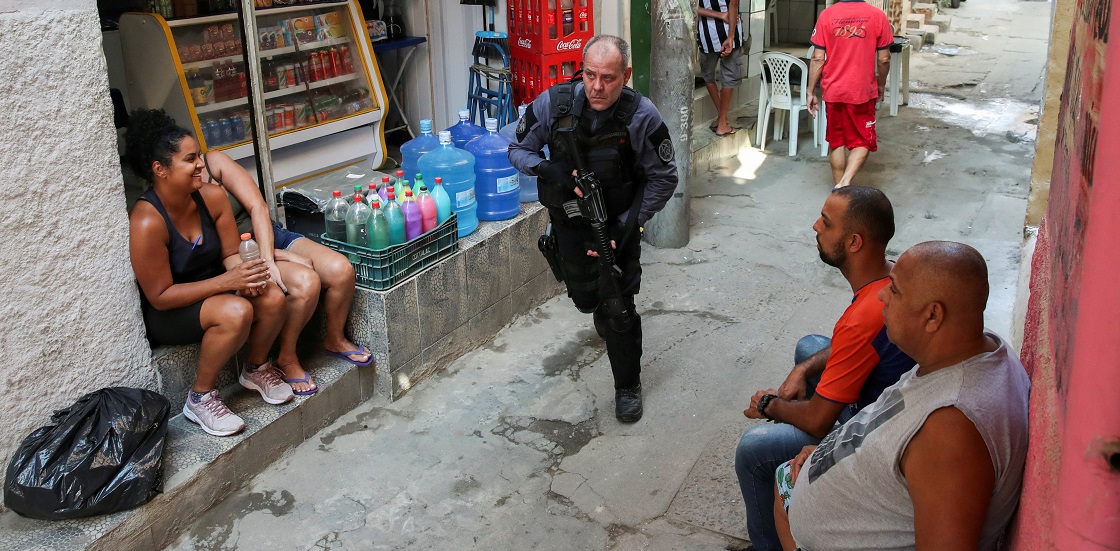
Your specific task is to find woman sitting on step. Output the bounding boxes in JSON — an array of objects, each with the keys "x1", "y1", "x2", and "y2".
[
  {"x1": 127, "y1": 109, "x2": 294, "y2": 437},
  {"x1": 197, "y1": 147, "x2": 373, "y2": 397}
]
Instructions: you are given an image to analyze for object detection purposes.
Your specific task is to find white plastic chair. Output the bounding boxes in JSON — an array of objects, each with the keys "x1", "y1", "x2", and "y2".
[{"x1": 758, "y1": 52, "x2": 815, "y2": 156}]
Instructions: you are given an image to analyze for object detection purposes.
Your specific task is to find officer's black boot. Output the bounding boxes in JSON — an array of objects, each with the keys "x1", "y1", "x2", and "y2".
[{"x1": 615, "y1": 384, "x2": 643, "y2": 422}]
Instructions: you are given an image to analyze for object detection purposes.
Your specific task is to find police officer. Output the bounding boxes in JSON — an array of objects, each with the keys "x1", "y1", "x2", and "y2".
[{"x1": 508, "y1": 35, "x2": 678, "y2": 423}]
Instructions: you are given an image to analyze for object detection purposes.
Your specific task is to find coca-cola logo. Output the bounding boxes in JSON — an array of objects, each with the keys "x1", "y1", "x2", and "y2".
[
  {"x1": 556, "y1": 38, "x2": 583, "y2": 51},
  {"x1": 518, "y1": 37, "x2": 533, "y2": 48}
]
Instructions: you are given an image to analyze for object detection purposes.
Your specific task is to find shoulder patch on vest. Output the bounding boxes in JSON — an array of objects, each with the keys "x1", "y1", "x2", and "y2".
[
  {"x1": 517, "y1": 105, "x2": 538, "y2": 141},
  {"x1": 648, "y1": 122, "x2": 673, "y2": 165}
]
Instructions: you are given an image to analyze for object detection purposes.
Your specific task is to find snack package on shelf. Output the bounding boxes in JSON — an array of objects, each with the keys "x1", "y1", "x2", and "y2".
[
  {"x1": 315, "y1": 12, "x2": 346, "y2": 41},
  {"x1": 287, "y1": 16, "x2": 317, "y2": 44}
]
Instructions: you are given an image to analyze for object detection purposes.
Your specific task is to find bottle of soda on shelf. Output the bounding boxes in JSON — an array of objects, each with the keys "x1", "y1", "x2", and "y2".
[
  {"x1": 401, "y1": 190, "x2": 422, "y2": 240},
  {"x1": 416, "y1": 184, "x2": 438, "y2": 232},
  {"x1": 547, "y1": 0, "x2": 558, "y2": 39},
  {"x1": 323, "y1": 190, "x2": 349, "y2": 242},
  {"x1": 367, "y1": 199, "x2": 390, "y2": 250},
  {"x1": 238, "y1": 233, "x2": 260, "y2": 262},
  {"x1": 345, "y1": 194, "x2": 372, "y2": 247},
  {"x1": 383, "y1": 189, "x2": 406, "y2": 245},
  {"x1": 561, "y1": 0, "x2": 574, "y2": 36},
  {"x1": 430, "y1": 177, "x2": 453, "y2": 225}
]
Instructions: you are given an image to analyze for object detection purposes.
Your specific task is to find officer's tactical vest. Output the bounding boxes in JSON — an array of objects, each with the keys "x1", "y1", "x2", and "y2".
[{"x1": 545, "y1": 82, "x2": 644, "y2": 218}]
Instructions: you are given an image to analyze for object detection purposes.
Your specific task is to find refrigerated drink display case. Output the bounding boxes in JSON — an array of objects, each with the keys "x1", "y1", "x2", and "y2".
[{"x1": 119, "y1": 1, "x2": 388, "y2": 182}]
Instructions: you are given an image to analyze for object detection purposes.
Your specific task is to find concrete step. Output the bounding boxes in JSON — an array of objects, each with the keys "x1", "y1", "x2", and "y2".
[
  {"x1": 911, "y1": 2, "x2": 938, "y2": 22},
  {"x1": 906, "y1": 30, "x2": 927, "y2": 50},
  {"x1": 0, "y1": 352, "x2": 374, "y2": 551},
  {"x1": 906, "y1": 13, "x2": 926, "y2": 30},
  {"x1": 930, "y1": 14, "x2": 952, "y2": 32},
  {"x1": 920, "y1": 24, "x2": 940, "y2": 44}
]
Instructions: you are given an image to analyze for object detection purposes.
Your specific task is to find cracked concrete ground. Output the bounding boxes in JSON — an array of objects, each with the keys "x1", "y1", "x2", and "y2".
[{"x1": 165, "y1": 0, "x2": 1049, "y2": 548}]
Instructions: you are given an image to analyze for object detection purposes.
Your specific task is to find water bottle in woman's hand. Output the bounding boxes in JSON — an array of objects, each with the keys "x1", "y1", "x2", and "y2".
[{"x1": 238, "y1": 233, "x2": 260, "y2": 262}]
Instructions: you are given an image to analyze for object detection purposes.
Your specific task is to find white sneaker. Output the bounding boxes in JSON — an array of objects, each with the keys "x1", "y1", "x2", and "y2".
[
  {"x1": 183, "y1": 390, "x2": 246, "y2": 437},
  {"x1": 239, "y1": 361, "x2": 295, "y2": 405}
]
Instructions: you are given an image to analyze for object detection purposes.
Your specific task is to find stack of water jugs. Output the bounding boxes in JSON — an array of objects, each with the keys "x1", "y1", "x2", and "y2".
[{"x1": 323, "y1": 107, "x2": 539, "y2": 251}]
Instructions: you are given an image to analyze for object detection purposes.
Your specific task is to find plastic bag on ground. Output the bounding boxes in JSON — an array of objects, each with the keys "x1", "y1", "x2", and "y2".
[{"x1": 4, "y1": 387, "x2": 170, "y2": 520}]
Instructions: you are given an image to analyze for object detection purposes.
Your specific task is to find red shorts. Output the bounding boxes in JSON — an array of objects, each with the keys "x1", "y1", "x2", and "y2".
[{"x1": 825, "y1": 99, "x2": 878, "y2": 151}]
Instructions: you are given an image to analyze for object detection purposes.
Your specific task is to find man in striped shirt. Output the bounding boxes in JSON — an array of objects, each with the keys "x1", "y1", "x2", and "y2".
[{"x1": 697, "y1": 0, "x2": 745, "y2": 136}]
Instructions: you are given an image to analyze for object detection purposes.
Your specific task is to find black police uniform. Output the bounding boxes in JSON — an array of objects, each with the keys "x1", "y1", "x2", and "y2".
[{"x1": 508, "y1": 81, "x2": 678, "y2": 420}]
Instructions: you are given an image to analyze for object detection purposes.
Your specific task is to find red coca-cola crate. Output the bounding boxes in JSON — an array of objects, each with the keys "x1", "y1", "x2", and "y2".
[
  {"x1": 511, "y1": 49, "x2": 583, "y2": 106},
  {"x1": 507, "y1": 0, "x2": 593, "y2": 55}
]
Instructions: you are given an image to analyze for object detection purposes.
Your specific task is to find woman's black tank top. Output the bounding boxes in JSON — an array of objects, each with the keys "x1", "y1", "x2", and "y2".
[{"x1": 139, "y1": 188, "x2": 223, "y2": 283}]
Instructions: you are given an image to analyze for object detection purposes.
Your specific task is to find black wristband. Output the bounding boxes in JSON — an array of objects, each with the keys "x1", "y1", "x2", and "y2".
[{"x1": 757, "y1": 393, "x2": 778, "y2": 421}]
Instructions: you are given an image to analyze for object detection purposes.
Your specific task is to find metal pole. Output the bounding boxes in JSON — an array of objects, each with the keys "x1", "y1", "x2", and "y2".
[
  {"x1": 236, "y1": 0, "x2": 278, "y2": 220},
  {"x1": 642, "y1": 0, "x2": 693, "y2": 248}
]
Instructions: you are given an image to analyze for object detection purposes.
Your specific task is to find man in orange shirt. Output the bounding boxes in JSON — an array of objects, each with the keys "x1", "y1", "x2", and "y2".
[{"x1": 734, "y1": 186, "x2": 914, "y2": 551}]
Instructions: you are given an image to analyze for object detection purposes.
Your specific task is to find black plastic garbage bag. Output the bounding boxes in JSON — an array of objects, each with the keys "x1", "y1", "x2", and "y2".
[{"x1": 4, "y1": 387, "x2": 170, "y2": 520}]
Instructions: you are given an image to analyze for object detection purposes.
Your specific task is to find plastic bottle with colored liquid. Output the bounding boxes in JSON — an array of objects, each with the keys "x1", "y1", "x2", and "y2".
[
  {"x1": 419, "y1": 130, "x2": 477, "y2": 237},
  {"x1": 401, "y1": 190, "x2": 422, "y2": 240},
  {"x1": 367, "y1": 199, "x2": 390, "y2": 250},
  {"x1": 344, "y1": 194, "x2": 372, "y2": 247},
  {"x1": 382, "y1": 189, "x2": 406, "y2": 245},
  {"x1": 416, "y1": 184, "x2": 438, "y2": 232},
  {"x1": 430, "y1": 177, "x2": 452, "y2": 224},
  {"x1": 366, "y1": 180, "x2": 382, "y2": 208},
  {"x1": 323, "y1": 190, "x2": 349, "y2": 241}
]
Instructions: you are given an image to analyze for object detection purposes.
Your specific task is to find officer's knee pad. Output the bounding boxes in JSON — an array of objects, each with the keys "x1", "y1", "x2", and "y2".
[{"x1": 569, "y1": 289, "x2": 599, "y2": 314}]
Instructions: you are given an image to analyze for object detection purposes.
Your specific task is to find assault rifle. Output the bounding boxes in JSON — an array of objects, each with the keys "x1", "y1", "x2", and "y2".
[{"x1": 555, "y1": 127, "x2": 633, "y2": 332}]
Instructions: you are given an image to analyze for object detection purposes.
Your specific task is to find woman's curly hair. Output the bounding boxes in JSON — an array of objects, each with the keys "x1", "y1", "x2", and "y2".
[{"x1": 124, "y1": 109, "x2": 192, "y2": 183}]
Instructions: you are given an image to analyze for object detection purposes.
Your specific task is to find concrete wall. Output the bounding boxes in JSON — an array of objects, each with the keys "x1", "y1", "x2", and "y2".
[
  {"x1": 0, "y1": 0, "x2": 153, "y2": 488},
  {"x1": 1005, "y1": 0, "x2": 1120, "y2": 547},
  {"x1": 1023, "y1": 0, "x2": 1076, "y2": 228}
]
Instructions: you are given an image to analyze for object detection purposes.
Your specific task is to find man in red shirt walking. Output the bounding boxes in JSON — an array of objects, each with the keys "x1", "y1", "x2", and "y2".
[{"x1": 807, "y1": 0, "x2": 893, "y2": 189}]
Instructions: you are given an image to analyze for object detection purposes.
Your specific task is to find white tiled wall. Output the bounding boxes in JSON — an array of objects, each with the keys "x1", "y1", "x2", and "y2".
[{"x1": 778, "y1": 0, "x2": 818, "y2": 43}]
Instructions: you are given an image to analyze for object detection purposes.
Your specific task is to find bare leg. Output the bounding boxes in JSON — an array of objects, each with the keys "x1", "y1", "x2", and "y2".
[
  {"x1": 242, "y1": 282, "x2": 287, "y2": 366},
  {"x1": 836, "y1": 146, "x2": 870, "y2": 187},
  {"x1": 716, "y1": 87, "x2": 736, "y2": 134},
  {"x1": 705, "y1": 81, "x2": 721, "y2": 122},
  {"x1": 288, "y1": 238, "x2": 368, "y2": 362},
  {"x1": 194, "y1": 294, "x2": 253, "y2": 392},
  {"x1": 774, "y1": 481, "x2": 797, "y2": 551},
  {"x1": 274, "y1": 260, "x2": 321, "y2": 392},
  {"x1": 828, "y1": 146, "x2": 847, "y2": 185}
]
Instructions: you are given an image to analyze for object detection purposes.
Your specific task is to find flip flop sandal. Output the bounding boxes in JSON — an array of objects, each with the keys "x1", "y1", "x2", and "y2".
[
  {"x1": 324, "y1": 345, "x2": 374, "y2": 366},
  {"x1": 715, "y1": 128, "x2": 738, "y2": 137},
  {"x1": 282, "y1": 372, "x2": 319, "y2": 396}
]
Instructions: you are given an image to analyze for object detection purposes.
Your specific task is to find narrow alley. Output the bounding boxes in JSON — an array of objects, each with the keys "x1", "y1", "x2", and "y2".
[{"x1": 165, "y1": 0, "x2": 1050, "y2": 548}]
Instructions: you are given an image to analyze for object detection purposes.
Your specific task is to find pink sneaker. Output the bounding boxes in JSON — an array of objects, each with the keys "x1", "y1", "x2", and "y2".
[{"x1": 183, "y1": 390, "x2": 246, "y2": 437}]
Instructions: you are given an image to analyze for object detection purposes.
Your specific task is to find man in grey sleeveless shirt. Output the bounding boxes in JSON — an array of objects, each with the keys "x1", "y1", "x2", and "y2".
[{"x1": 773, "y1": 241, "x2": 1030, "y2": 550}]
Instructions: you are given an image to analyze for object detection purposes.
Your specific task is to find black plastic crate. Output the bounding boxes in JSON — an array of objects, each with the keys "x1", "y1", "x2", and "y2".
[{"x1": 320, "y1": 213, "x2": 459, "y2": 291}]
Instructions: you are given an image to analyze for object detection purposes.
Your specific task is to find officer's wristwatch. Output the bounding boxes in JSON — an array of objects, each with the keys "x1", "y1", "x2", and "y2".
[{"x1": 757, "y1": 393, "x2": 778, "y2": 421}]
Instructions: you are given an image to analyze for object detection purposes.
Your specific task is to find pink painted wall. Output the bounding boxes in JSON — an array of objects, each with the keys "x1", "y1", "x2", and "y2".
[{"x1": 1007, "y1": 0, "x2": 1120, "y2": 548}]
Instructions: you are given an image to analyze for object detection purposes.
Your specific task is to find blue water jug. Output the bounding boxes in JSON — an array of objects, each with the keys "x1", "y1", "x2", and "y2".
[
  {"x1": 401, "y1": 119, "x2": 440, "y2": 182},
  {"x1": 466, "y1": 117, "x2": 520, "y2": 221},
  {"x1": 419, "y1": 130, "x2": 478, "y2": 237},
  {"x1": 446, "y1": 108, "x2": 485, "y2": 149},
  {"x1": 499, "y1": 105, "x2": 542, "y2": 203}
]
